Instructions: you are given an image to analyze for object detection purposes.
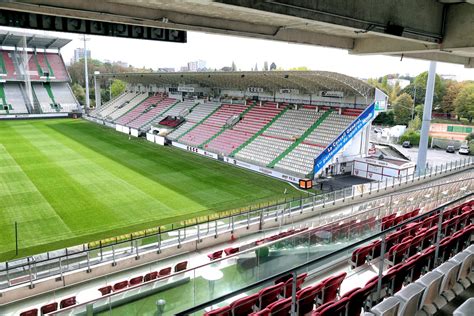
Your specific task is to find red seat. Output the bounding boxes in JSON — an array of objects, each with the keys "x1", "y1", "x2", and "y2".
[
  {"x1": 113, "y1": 280, "x2": 128, "y2": 291},
  {"x1": 249, "y1": 308, "x2": 271, "y2": 315},
  {"x1": 350, "y1": 244, "x2": 374, "y2": 268},
  {"x1": 40, "y1": 302, "x2": 58, "y2": 314},
  {"x1": 204, "y1": 305, "x2": 231, "y2": 316},
  {"x1": 258, "y1": 282, "x2": 285, "y2": 309},
  {"x1": 296, "y1": 283, "x2": 324, "y2": 316},
  {"x1": 159, "y1": 267, "x2": 172, "y2": 277},
  {"x1": 60, "y1": 296, "x2": 76, "y2": 309},
  {"x1": 129, "y1": 276, "x2": 143, "y2": 286},
  {"x1": 144, "y1": 271, "x2": 158, "y2": 282},
  {"x1": 274, "y1": 273, "x2": 292, "y2": 286},
  {"x1": 175, "y1": 261, "x2": 188, "y2": 272},
  {"x1": 342, "y1": 287, "x2": 365, "y2": 316},
  {"x1": 283, "y1": 273, "x2": 308, "y2": 297},
  {"x1": 230, "y1": 293, "x2": 259, "y2": 315},
  {"x1": 20, "y1": 309, "x2": 38, "y2": 316},
  {"x1": 224, "y1": 247, "x2": 239, "y2": 256},
  {"x1": 321, "y1": 272, "x2": 346, "y2": 304},
  {"x1": 387, "y1": 240, "x2": 410, "y2": 266},
  {"x1": 313, "y1": 297, "x2": 349, "y2": 316},
  {"x1": 267, "y1": 297, "x2": 292, "y2": 316},
  {"x1": 208, "y1": 250, "x2": 224, "y2": 261},
  {"x1": 98, "y1": 285, "x2": 112, "y2": 296}
]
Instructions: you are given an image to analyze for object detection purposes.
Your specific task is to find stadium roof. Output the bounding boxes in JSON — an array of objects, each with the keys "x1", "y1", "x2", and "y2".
[
  {"x1": 97, "y1": 71, "x2": 375, "y2": 98},
  {"x1": 0, "y1": 30, "x2": 71, "y2": 49}
]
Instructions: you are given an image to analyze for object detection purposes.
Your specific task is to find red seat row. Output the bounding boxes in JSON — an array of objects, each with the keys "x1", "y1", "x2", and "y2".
[
  {"x1": 20, "y1": 297, "x2": 76, "y2": 316},
  {"x1": 98, "y1": 261, "x2": 188, "y2": 296},
  {"x1": 351, "y1": 201, "x2": 474, "y2": 268}
]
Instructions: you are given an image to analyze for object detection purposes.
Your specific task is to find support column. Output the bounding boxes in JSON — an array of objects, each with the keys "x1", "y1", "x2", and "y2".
[
  {"x1": 94, "y1": 71, "x2": 101, "y2": 109},
  {"x1": 416, "y1": 61, "x2": 437, "y2": 175}
]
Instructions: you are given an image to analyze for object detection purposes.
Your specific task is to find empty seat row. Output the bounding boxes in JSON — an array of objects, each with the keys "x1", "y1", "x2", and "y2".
[
  {"x1": 97, "y1": 260, "x2": 188, "y2": 296},
  {"x1": 20, "y1": 297, "x2": 76, "y2": 316}
]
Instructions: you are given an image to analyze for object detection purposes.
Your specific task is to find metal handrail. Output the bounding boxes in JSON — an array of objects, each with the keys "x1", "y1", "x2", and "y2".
[{"x1": 176, "y1": 192, "x2": 473, "y2": 315}]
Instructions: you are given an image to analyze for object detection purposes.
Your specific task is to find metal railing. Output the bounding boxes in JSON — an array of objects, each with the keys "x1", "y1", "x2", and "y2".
[
  {"x1": 48, "y1": 192, "x2": 473, "y2": 315},
  {"x1": 0, "y1": 158, "x2": 472, "y2": 292}
]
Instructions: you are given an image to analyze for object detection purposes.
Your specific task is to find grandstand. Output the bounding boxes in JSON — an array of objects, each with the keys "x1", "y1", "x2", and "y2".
[
  {"x1": 0, "y1": 30, "x2": 79, "y2": 116},
  {"x1": 90, "y1": 71, "x2": 387, "y2": 181}
]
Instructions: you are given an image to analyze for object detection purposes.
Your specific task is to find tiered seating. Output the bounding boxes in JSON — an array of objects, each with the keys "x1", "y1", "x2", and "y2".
[
  {"x1": 1, "y1": 50, "x2": 17, "y2": 80},
  {"x1": 45, "y1": 53, "x2": 69, "y2": 81},
  {"x1": 27, "y1": 53, "x2": 41, "y2": 80},
  {"x1": 35, "y1": 53, "x2": 50, "y2": 78},
  {"x1": 275, "y1": 112, "x2": 354, "y2": 176},
  {"x1": 235, "y1": 108, "x2": 322, "y2": 167},
  {"x1": 127, "y1": 97, "x2": 177, "y2": 130},
  {"x1": 179, "y1": 103, "x2": 248, "y2": 147},
  {"x1": 204, "y1": 103, "x2": 283, "y2": 155},
  {"x1": 19, "y1": 296, "x2": 76, "y2": 316},
  {"x1": 50, "y1": 83, "x2": 79, "y2": 112},
  {"x1": 4, "y1": 83, "x2": 28, "y2": 113},
  {"x1": 114, "y1": 94, "x2": 165, "y2": 126},
  {"x1": 144, "y1": 99, "x2": 198, "y2": 130},
  {"x1": 167, "y1": 102, "x2": 221, "y2": 140},
  {"x1": 92, "y1": 92, "x2": 140, "y2": 119},
  {"x1": 32, "y1": 83, "x2": 56, "y2": 113},
  {"x1": 107, "y1": 92, "x2": 149, "y2": 121}
]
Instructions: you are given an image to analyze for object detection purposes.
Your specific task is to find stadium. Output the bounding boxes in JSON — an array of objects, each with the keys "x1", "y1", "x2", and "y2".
[{"x1": 0, "y1": 1, "x2": 473, "y2": 316}]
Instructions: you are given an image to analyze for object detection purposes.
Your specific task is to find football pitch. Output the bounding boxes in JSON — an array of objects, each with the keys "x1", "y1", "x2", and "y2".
[{"x1": 0, "y1": 119, "x2": 300, "y2": 261}]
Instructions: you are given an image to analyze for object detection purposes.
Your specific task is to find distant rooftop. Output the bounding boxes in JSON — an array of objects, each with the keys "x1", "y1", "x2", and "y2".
[{"x1": 0, "y1": 30, "x2": 71, "y2": 49}]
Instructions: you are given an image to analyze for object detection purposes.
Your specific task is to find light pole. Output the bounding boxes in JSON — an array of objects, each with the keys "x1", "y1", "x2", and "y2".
[
  {"x1": 412, "y1": 84, "x2": 417, "y2": 120},
  {"x1": 81, "y1": 35, "x2": 90, "y2": 111}
]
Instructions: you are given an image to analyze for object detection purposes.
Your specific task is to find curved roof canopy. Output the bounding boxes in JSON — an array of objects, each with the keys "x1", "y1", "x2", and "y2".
[
  {"x1": 98, "y1": 71, "x2": 375, "y2": 98},
  {"x1": 0, "y1": 30, "x2": 71, "y2": 49}
]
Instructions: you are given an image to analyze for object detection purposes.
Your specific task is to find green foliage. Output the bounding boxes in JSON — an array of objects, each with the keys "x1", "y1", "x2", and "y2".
[
  {"x1": 373, "y1": 111, "x2": 395, "y2": 126},
  {"x1": 110, "y1": 79, "x2": 126, "y2": 98},
  {"x1": 466, "y1": 132, "x2": 474, "y2": 142},
  {"x1": 441, "y1": 81, "x2": 465, "y2": 114},
  {"x1": 455, "y1": 83, "x2": 474, "y2": 123},
  {"x1": 415, "y1": 104, "x2": 423, "y2": 118},
  {"x1": 393, "y1": 93, "x2": 414, "y2": 125},
  {"x1": 288, "y1": 66, "x2": 310, "y2": 71},
  {"x1": 408, "y1": 116, "x2": 422, "y2": 130},
  {"x1": 469, "y1": 141, "x2": 474, "y2": 156},
  {"x1": 71, "y1": 83, "x2": 85, "y2": 105},
  {"x1": 413, "y1": 71, "x2": 445, "y2": 106},
  {"x1": 399, "y1": 130, "x2": 432, "y2": 147}
]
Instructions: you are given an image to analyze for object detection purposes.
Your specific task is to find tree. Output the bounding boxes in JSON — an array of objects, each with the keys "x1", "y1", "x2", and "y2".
[
  {"x1": 408, "y1": 116, "x2": 422, "y2": 130},
  {"x1": 263, "y1": 61, "x2": 269, "y2": 71},
  {"x1": 110, "y1": 79, "x2": 126, "y2": 98},
  {"x1": 71, "y1": 83, "x2": 86, "y2": 105},
  {"x1": 393, "y1": 93, "x2": 413, "y2": 125},
  {"x1": 413, "y1": 71, "x2": 445, "y2": 106},
  {"x1": 441, "y1": 81, "x2": 465, "y2": 115},
  {"x1": 288, "y1": 66, "x2": 310, "y2": 71},
  {"x1": 373, "y1": 111, "x2": 395, "y2": 126},
  {"x1": 231, "y1": 61, "x2": 237, "y2": 72},
  {"x1": 455, "y1": 83, "x2": 474, "y2": 122}
]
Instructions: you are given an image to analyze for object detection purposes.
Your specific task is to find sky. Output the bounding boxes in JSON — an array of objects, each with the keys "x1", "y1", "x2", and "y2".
[{"x1": 2, "y1": 26, "x2": 473, "y2": 81}]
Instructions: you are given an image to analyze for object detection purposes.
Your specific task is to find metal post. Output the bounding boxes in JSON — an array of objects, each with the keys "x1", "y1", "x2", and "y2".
[
  {"x1": 434, "y1": 207, "x2": 444, "y2": 266},
  {"x1": 135, "y1": 240, "x2": 140, "y2": 259},
  {"x1": 82, "y1": 35, "x2": 90, "y2": 111},
  {"x1": 157, "y1": 228, "x2": 162, "y2": 254},
  {"x1": 111, "y1": 245, "x2": 116, "y2": 266},
  {"x1": 14, "y1": 221, "x2": 19, "y2": 256},
  {"x1": 290, "y1": 271, "x2": 297, "y2": 316},
  {"x1": 376, "y1": 234, "x2": 386, "y2": 302},
  {"x1": 416, "y1": 61, "x2": 436, "y2": 175},
  {"x1": 86, "y1": 251, "x2": 91, "y2": 272}
]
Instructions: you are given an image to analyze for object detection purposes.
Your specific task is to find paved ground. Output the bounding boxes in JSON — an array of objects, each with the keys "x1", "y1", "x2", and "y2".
[{"x1": 390, "y1": 143, "x2": 469, "y2": 167}]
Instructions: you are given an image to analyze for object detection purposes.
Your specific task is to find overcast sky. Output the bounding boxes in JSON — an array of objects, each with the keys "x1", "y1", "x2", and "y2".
[{"x1": 2, "y1": 26, "x2": 473, "y2": 81}]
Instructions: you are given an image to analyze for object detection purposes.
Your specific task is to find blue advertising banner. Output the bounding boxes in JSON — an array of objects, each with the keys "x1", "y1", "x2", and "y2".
[{"x1": 313, "y1": 103, "x2": 375, "y2": 176}]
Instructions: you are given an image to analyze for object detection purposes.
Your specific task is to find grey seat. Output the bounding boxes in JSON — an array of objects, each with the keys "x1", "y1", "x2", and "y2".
[
  {"x1": 371, "y1": 297, "x2": 400, "y2": 316},
  {"x1": 450, "y1": 251, "x2": 474, "y2": 290},
  {"x1": 434, "y1": 261, "x2": 461, "y2": 304},
  {"x1": 453, "y1": 297, "x2": 474, "y2": 316},
  {"x1": 394, "y1": 283, "x2": 424, "y2": 316},
  {"x1": 416, "y1": 270, "x2": 443, "y2": 315}
]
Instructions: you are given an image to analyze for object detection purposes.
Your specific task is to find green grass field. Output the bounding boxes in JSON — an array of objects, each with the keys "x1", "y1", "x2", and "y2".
[{"x1": 0, "y1": 119, "x2": 299, "y2": 261}]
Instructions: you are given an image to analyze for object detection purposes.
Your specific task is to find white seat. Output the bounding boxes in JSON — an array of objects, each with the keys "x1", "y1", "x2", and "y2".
[
  {"x1": 371, "y1": 297, "x2": 400, "y2": 316},
  {"x1": 416, "y1": 270, "x2": 444, "y2": 315},
  {"x1": 450, "y1": 251, "x2": 474, "y2": 290},
  {"x1": 394, "y1": 283, "x2": 424, "y2": 316},
  {"x1": 454, "y1": 297, "x2": 474, "y2": 316},
  {"x1": 434, "y1": 261, "x2": 461, "y2": 305}
]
